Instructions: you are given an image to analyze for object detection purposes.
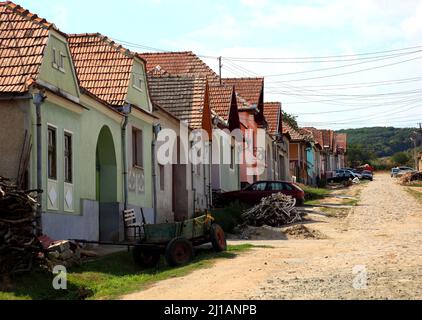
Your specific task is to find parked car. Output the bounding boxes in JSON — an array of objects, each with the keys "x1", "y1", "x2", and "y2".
[
  {"x1": 391, "y1": 168, "x2": 400, "y2": 178},
  {"x1": 328, "y1": 169, "x2": 360, "y2": 183},
  {"x1": 361, "y1": 170, "x2": 374, "y2": 181},
  {"x1": 220, "y1": 181, "x2": 305, "y2": 207}
]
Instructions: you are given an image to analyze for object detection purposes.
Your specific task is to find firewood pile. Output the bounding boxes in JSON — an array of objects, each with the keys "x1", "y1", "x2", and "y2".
[
  {"x1": 242, "y1": 193, "x2": 302, "y2": 227},
  {"x1": 400, "y1": 172, "x2": 422, "y2": 185},
  {"x1": 0, "y1": 177, "x2": 43, "y2": 280}
]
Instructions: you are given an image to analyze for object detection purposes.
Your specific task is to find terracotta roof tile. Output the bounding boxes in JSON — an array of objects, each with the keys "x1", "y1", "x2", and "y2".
[
  {"x1": 222, "y1": 78, "x2": 264, "y2": 107},
  {"x1": 264, "y1": 102, "x2": 282, "y2": 135},
  {"x1": 282, "y1": 121, "x2": 305, "y2": 141},
  {"x1": 139, "y1": 51, "x2": 220, "y2": 84},
  {"x1": 68, "y1": 33, "x2": 135, "y2": 106},
  {"x1": 303, "y1": 127, "x2": 324, "y2": 147},
  {"x1": 147, "y1": 75, "x2": 207, "y2": 130},
  {"x1": 335, "y1": 133, "x2": 347, "y2": 152},
  {"x1": 0, "y1": 1, "x2": 52, "y2": 93},
  {"x1": 209, "y1": 85, "x2": 234, "y2": 121}
]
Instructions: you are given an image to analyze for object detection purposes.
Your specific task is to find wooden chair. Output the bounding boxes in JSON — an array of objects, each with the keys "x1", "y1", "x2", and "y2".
[{"x1": 123, "y1": 209, "x2": 143, "y2": 242}]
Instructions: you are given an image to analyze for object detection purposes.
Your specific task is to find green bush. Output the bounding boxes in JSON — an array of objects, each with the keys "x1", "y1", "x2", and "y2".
[
  {"x1": 301, "y1": 185, "x2": 332, "y2": 201},
  {"x1": 211, "y1": 201, "x2": 250, "y2": 233}
]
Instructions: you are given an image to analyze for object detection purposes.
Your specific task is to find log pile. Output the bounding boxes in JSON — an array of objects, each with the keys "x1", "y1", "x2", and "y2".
[
  {"x1": 400, "y1": 172, "x2": 422, "y2": 185},
  {"x1": 242, "y1": 193, "x2": 302, "y2": 227},
  {"x1": 0, "y1": 177, "x2": 43, "y2": 282}
]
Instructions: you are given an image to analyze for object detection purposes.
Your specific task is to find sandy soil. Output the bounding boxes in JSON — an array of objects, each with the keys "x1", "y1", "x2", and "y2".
[{"x1": 122, "y1": 173, "x2": 422, "y2": 300}]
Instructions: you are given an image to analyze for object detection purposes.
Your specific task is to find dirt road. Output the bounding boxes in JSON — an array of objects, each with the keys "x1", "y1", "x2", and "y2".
[{"x1": 122, "y1": 173, "x2": 422, "y2": 300}]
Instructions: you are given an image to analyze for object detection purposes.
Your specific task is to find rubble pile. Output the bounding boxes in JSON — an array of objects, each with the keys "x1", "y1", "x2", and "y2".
[
  {"x1": 0, "y1": 177, "x2": 43, "y2": 280},
  {"x1": 400, "y1": 172, "x2": 422, "y2": 185},
  {"x1": 42, "y1": 239, "x2": 83, "y2": 269},
  {"x1": 242, "y1": 193, "x2": 302, "y2": 227}
]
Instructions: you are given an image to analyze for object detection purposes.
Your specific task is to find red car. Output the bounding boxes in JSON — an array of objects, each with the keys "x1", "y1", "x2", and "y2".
[{"x1": 220, "y1": 181, "x2": 305, "y2": 207}]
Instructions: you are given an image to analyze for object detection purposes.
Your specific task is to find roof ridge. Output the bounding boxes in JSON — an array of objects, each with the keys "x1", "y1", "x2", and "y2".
[
  {"x1": 69, "y1": 32, "x2": 135, "y2": 58},
  {"x1": 223, "y1": 77, "x2": 264, "y2": 81},
  {"x1": 1, "y1": 1, "x2": 57, "y2": 31},
  {"x1": 140, "y1": 51, "x2": 194, "y2": 55}
]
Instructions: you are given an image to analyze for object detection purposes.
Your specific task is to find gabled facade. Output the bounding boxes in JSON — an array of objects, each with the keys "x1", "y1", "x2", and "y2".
[
  {"x1": 0, "y1": 2, "x2": 138, "y2": 241},
  {"x1": 209, "y1": 85, "x2": 241, "y2": 193},
  {"x1": 222, "y1": 78, "x2": 265, "y2": 187},
  {"x1": 263, "y1": 102, "x2": 290, "y2": 181},
  {"x1": 283, "y1": 122, "x2": 308, "y2": 184},
  {"x1": 147, "y1": 74, "x2": 213, "y2": 217},
  {"x1": 68, "y1": 33, "x2": 157, "y2": 240}
]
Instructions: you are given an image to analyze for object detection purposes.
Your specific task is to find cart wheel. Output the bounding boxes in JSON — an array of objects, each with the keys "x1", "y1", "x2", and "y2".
[
  {"x1": 210, "y1": 224, "x2": 227, "y2": 252},
  {"x1": 132, "y1": 246, "x2": 160, "y2": 268},
  {"x1": 165, "y1": 237, "x2": 194, "y2": 267}
]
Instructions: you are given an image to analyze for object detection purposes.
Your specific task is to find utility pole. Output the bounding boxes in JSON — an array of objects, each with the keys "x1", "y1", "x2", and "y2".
[{"x1": 218, "y1": 56, "x2": 222, "y2": 85}]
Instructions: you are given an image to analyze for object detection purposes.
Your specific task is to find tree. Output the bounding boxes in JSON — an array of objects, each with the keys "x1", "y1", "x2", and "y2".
[
  {"x1": 282, "y1": 111, "x2": 299, "y2": 130},
  {"x1": 391, "y1": 152, "x2": 411, "y2": 167},
  {"x1": 347, "y1": 144, "x2": 376, "y2": 167}
]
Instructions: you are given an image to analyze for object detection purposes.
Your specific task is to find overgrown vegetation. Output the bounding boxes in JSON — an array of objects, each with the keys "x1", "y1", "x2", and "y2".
[
  {"x1": 282, "y1": 111, "x2": 299, "y2": 130},
  {"x1": 0, "y1": 244, "x2": 255, "y2": 300},
  {"x1": 337, "y1": 127, "x2": 418, "y2": 158},
  {"x1": 301, "y1": 185, "x2": 332, "y2": 202},
  {"x1": 406, "y1": 187, "x2": 422, "y2": 204},
  {"x1": 211, "y1": 201, "x2": 250, "y2": 232}
]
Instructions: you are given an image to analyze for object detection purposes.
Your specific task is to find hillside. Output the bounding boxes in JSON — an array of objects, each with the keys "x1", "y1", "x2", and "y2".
[{"x1": 336, "y1": 127, "x2": 417, "y2": 158}]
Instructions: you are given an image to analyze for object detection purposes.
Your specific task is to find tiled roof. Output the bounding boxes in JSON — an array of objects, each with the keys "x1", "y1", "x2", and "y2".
[
  {"x1": 147, "y1": 75, "x2": 208, "y2": 130},
  {"x1": 209, "y1": 85, "x2": 234, "y2": 121},
  {"x1": 222, "y1": 78, "x2": 264, "y2": 107},
  {"x1": 263, "y1": 102, "x2": 281, "y2": 135},
  {"x1": 139, "y1": 51, "x2": 220, "y2": 84},
  {"x1": 335, "y1": 133, "x2": 347, "y2": 152},
  {"x1": 282, "y1": 121, "x2": 305, "y2": 141},
  {"x1": 0, "y1": 1, "x2": 53, "y2": 93},
  {"x1": 68, "y1": 33, "x2": 135, "y2": 106},
  {"x1": 303, "y1": 127, "x2": 324, "y2": 147},
  {"x1": 320, "y1": 129, "x2": 334, "y2": 150}
]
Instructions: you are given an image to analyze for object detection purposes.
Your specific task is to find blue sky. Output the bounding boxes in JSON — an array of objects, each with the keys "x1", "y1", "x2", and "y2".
[{"x1": 16, "y1": 0, "x2": 422, "y2": 129}]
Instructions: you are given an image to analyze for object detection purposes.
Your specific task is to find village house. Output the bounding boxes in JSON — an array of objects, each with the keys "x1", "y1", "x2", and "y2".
[
  {"x1": 146, "y1": 74, "x2": 213, "y2": 221},
  {"x1": 263, "y1": 102, "x2": 290, "y2": 181},
  {"x1": 0, "y1": 2, "x2": 157, "y2": 242},
  {"x1": 283, "y1": 122, "x2": 308, "y2": 184},
  {"x1": 300, "y1": 128, "x2": 323, "y2": 186},
  {"x1": 209, "y1": 85, "x2": 241, "y2": 194},
  {"x1": 334, "y1": 133, "x2": 347, "y2": 169},
  {"x1": 223, "y1": 78, "x2": 266, "y2": 188}
]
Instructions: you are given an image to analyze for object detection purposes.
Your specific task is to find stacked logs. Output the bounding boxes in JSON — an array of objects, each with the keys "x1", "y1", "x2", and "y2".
[
  {"x1": 242, "y1": 193, "x2": 302, "y2": 227},
  {"x1": 0, "y1": 177, "x2": 43, "y2": 280}
]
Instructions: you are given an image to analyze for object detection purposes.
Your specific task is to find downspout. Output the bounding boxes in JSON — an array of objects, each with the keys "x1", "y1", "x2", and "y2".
[
  {"x1": 33, "y1": 91, "x2": 46, "y2": 236},
  {"x1": 118, "y1": 104, "x2": 131, "y2": 212},
  {"x1": 152, "y1": 123, "x2": 161, "y2": 224}
]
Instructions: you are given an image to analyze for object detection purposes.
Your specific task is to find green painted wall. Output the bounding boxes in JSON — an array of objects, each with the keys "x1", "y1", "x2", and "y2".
[
  {"x1": 29, "y1": 99, "x2": 123, "y2": 215},
  {"x1": 126, "y1": 60, "x2": 151, "y2": 112},
  {"x1": 127, "y1": 114, "x2": 153, "y2": 208},
  {"x1": 38, "y1": 33, "x2": 80, "y2": 99}
]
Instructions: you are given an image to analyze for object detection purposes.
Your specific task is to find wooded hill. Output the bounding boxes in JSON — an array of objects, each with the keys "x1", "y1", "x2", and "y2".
[{"x1": 336, "y1": 127, "x2": 417, "y2": 158}]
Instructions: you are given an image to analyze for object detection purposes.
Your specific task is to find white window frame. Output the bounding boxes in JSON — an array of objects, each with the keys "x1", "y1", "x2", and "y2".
[
  {"x1": 133, "y1": 74, "x2": 144, "y2": 92},
  {"x1": 47, "y1": 123, "x2": 58, "y2": 182},
  {"x1": 63, "y1": 129, "x2": 74, "y2": 184}
]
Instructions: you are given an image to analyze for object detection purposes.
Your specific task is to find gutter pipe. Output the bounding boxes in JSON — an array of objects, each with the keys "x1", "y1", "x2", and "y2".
[{"x1": 33, "y1": 91, "x2": 46, "y2": 236}]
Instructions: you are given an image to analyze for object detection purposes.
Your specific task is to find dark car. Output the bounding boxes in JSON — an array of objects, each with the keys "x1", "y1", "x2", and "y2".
[
  {"x1": 328, "y1": 169, "x2": 360, "y2": 183},
  {"x1": 361, "y1": 170, "x2": 373, "y2": 181},
  {"x1": 220, "y1": 181, "x2": 305, "y2": 207}
]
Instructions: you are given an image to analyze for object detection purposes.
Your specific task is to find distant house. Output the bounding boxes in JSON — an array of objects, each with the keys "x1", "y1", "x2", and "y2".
[
  {"x1": 223, "y1": 78, "x2": 266, "y2": 188},
  {"x1": 209, "y1": 85, "x2": 241, "y2": 194},
  {"x1": 334, "y1": 133, "x2": 347, "y2": 169},
  {"x1": 263, "y1": 102, "x2": 290, "y2": 181},
  {"x1": 283, "y1": 122, "x2": 308, "y2": 184},
  {"x1": 300, "y1": 128, "x2": 323, "y2": 186},
  {"x1": 417, "y1": 151, "x2": 422, "y2": 172}
]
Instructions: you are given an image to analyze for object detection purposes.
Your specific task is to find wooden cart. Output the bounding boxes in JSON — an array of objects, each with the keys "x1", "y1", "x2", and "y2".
[{"x1": 74, "y1": 210, "x2": 227, "y2": 268}]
